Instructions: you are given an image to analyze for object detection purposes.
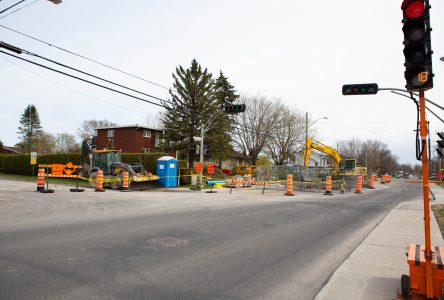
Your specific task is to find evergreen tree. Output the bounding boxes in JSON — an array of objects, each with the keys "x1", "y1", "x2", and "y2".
[
  {"x1": 17, "y1": 104, "x2": 42, "y2": 153},
  {"x1": 0, "y1": 139, "x2": 4, "y2": 151},
  {"x1": 161, "y1": 59, "x2": 218, "y2": 168},
  {"x1": 205, "y1": 71, "x2": 239, "y2": 165}
]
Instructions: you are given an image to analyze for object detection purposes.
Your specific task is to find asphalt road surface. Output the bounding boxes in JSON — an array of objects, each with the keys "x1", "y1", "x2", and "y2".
[{"x1": 0, "y1": 179, "x2": 419, "y2": 299}]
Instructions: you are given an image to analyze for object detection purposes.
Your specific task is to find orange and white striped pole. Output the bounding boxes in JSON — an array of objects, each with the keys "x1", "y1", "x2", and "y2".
[
  {"x1": 355, "y1": 175, "x2": 363, "y2": 194},
  {"x1": 324, "y1": 175, "x2": 333, "y2": 195},
  {"x1": 36, "y1": 168, "x2": 45, "y2": 192},
  {"x1": 95, "y1": 169, "x2": 105, "y2": 192},
  {"x1": 369, "y1": 175, "x2": 376, "y2": 189},
  {"x1": 285, "y1": 174, "x2": 295, "y2": 196},
  {"x1": 121, "y1": 171, "x2": 130, "y2": 192}
]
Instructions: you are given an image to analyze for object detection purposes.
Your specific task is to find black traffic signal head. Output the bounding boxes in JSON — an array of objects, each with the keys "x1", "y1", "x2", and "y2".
[
  {"x1": 401, "y1": 0, "x2": 433, "y2": 91},
  {"x1": 436, "y1": 132, "x2": 444, "y2": 157},
  {"x1": 342, "y1": 83, "x2": 378, "y2": 96},
  {"x1": 224, "y1": 104, "x2": 246, "y2": 114}
]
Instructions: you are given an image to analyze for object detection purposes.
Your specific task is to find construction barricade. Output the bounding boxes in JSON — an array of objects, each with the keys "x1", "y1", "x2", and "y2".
[
  {"x1": 369, "y1": 175, "x2": 376, "y2": 189},
  {"x1": 95, "y1": 170, "x2": 105, "y2": 192},
  {"x1": 285, "y1": 174, "x2": 295, "y2": 196},
  {"x1": 355, "y1": 175, "x2": 363, "y2": 194},
  {"x1": 324, "y1": 175, "x2": 333, "y2": 195},
  {"x1": 121, "y1": 171, "x2": 130, "y2": 192},
  {"x1": 36, "y1": 168, "x2": 45, "y2": 192}
]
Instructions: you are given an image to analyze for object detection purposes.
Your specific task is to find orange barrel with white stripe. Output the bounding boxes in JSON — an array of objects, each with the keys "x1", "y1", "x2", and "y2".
[
  {"x1": 36, "y1": 168, "x2": 45, "y2": 192},
  {"x1": 285, "y1": 174, "x2": 295, "y2": 196},
  {"x1": 324, "y1": 175, "x2": 333, "y2": 195},
  {"x1": 355, "y1": 175, "x2": 363, "y2": 194},
  {"x1": 121, "y1": 171, "x2": 130, "y2": 192},
  {"x1": 369, "y1": 175, "x2": 376, "y2": 189},
  {"x1": 95, "y1": 169, "x2": 105, "y2": 192}
]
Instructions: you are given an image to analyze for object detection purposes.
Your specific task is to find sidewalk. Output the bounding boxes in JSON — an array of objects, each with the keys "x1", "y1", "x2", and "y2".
[{"x1": 315, "y1": 183, "x2": 444, "y2": 300}]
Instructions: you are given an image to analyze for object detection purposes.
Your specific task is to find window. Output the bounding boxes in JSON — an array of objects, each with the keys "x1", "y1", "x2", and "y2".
[
  {"x1": 107, "y1": 129, "x2": 114, "y2": 138},
  {"x1": 155, "y1": 132, "x2": 161, "y2": 147},
  {"x1": 143, "y1": 148, "x2": 150, "y2": 154},
  {"x1": 143, "y1": 129, "x2": 151, "y2": 137}
]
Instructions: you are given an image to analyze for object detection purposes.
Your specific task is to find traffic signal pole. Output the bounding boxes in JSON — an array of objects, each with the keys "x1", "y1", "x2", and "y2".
[{"x1": 419, "y1": 90, "x2": 434, "y2": 299}]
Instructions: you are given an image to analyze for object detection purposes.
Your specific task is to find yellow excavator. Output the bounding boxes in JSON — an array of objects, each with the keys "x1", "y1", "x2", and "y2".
[{"x1": 302, "y1": 138, "x2": 367, "y2": 176}]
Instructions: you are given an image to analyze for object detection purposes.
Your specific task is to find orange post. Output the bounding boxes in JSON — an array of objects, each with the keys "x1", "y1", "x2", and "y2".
[
  {"x1": 355, "y1": 175, "x2": 363, "y2": 194},
  {"x1": 285, "y1": 174, "x2": 294, "y2": 196},
  {"x1": 324, "y1": 175, "x2": 333, "y2": 195},
  {"x1": 121, "y1": 171, "x2": 130, "y2": 192},
  {"x1": 95, "y1": 169, "x2": 105, "y2": 192},
  {"x1": 36, "y1": 168, "x2": 45, "y2": 192},
  {"x1": 369, "y1": 175, "x2": 375, "y2": 189},
  {"x1": 419, "y1": 91, "x2": 433, "y2": 298}
]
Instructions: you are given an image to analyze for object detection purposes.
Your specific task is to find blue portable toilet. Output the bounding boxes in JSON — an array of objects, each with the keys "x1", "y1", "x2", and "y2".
[{"x1": 156, "y1": 156, "x2": 178, "y2": 187}]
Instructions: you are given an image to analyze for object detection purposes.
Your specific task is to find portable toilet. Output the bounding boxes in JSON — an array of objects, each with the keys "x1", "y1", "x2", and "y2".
[{"x1": 156, "y1": 156, "x2": 178, "y2": 187}]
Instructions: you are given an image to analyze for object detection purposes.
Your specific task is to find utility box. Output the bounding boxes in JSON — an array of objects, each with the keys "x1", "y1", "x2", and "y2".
[{"x1": 156, "y1": 156, "x2": 178, "y2": 187}]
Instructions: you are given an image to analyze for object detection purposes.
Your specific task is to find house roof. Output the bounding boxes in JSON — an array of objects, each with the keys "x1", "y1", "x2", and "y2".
[
  {"x1": 94, "y1": 124, "x2": 163, "y2": 131},
  {"x1": 231, "y1": 150, "x2": 250, "y2": 159},
  {"x1": 2, "y1": 146, "x2": 21, "y2": 154}
]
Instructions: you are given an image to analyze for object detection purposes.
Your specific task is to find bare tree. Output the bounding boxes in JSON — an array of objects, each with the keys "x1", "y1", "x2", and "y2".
[
  {"x1": 266, "y1": 106, "x2": 305, "y2": 165},
  {"x1": 54, "y1": 133, "x2": 80, "y2": 153},
  {"x1": 337, "y1": 138, "x2": 363, "y2": 162},
  {"x1": 232, "y1": 95, "x2": 281, "y2": 164},
  {"x1": 76, "y1": 119, "x2": 117, "y2": 140},
  {"x1": 145, "y1": 113, "x2": 162, "y2": 129}
]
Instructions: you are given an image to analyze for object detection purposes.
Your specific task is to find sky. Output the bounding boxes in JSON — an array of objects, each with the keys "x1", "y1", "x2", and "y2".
[{"x1": 0, "y1": 0, "x2": 443, "y2": 166}]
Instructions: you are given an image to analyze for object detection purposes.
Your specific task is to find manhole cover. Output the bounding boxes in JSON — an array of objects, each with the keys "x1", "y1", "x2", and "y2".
[{"x1": 147, "y1": 236, "x2": 190, "y2": 247}]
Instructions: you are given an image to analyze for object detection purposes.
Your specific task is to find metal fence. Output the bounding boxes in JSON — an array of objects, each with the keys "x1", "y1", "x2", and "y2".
[{"x1": 255, "y1": 165, "x2": 359, "y2": 193}]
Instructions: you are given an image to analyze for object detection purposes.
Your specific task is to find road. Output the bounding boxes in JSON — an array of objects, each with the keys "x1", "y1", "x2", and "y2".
[{"x1": 0, "y1": 178, "x2": 419, "y2": 299}]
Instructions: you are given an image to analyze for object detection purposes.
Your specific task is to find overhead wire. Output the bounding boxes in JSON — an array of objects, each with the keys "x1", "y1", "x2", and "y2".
[
  {"x1": 0, "y1": 0, "x2": 39, "y2": 19},
  {"x1": 0, "y1": 24, "x2": 169, "y2": 89},
  {"x1": 24, "y1": 49, "x2": 168, "y2": 103},
  {"x1": 0, "y1": 50, "x2": 166, "y2": 108},
  {"x1": 0, "y1": 0, "x2": 26, "y2": 15},
  {"x1": 0, "y1": 55, "x2": 152, "y2": 116}
]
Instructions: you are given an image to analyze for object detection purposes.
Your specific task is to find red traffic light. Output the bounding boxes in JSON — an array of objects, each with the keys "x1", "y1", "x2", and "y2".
[{"x1": 401, "y1": 0, "x2": 425, "y2": 19}]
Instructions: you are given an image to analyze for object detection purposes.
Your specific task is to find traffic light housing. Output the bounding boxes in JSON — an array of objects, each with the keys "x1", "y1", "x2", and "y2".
[
  {"x1": 342, "y1": 83, "x2": 378, "y2": 95},
  {"x1": 401, "y1": 0, "x2": 433, "y2": 91},
  {"x1": 437, "y1": 132, "x2": 444, "y2": 157},
  {"x1": 224, "y1": 104, "x2": 246, "y2": 114}
]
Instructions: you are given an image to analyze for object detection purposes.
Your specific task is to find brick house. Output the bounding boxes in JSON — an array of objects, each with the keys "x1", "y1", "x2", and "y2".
[{"x1": 94, "y1": 125, "x2": 163, "y2": 153}]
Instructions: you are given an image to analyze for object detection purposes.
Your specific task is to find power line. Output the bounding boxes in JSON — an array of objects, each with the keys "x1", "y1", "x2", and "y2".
[
  {"x1": 0, "y1": 50, "x2": 166, "y2": 108},
  {"x1": 23, "y1": 48, "x2": 168, "y2": 103},
  {"x1": 0, "y1": 55, "x2": 152, "y2": 116},
  {"x1": 0, "y1": 24, "x2": 169, "y2": 89},
  {"x1": 0, "y1": 0, "x2": 39, "y2": 19},
  {"x1": 0, "y1": 0, "x2": 26, "y2": 15}
]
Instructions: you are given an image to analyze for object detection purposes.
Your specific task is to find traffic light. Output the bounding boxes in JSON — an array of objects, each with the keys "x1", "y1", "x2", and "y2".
[
  {"x1": 401, "y1": 0, "x2": 433, "y2": 91},
  {"x1": 224, "y1": 104, "x2": 246, "y2": 114},
  {"x1": 342, "y1": 83, "x2": 378, "y2": 95},
  {"x1": 437, "y1": 132, "x2": 444, "y2": 157}
]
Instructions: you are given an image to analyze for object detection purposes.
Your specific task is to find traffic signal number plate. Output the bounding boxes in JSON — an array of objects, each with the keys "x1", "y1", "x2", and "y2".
[{"x1": 418, "y1": 71, "x2": 428, "y2": 83}]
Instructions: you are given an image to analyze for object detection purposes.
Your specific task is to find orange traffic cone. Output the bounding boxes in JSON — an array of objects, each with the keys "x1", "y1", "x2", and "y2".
[{"x1": 285, "y1": 174, "x2": 295, "y2": 196}]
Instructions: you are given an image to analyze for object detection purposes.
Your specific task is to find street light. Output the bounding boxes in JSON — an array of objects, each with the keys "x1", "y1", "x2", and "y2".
[
  {"x1": 305, "y1": 113, "x2": 328, "y2": 145},
  {"x1": 305, "y1": 113, "x2": 328, "y2": 165}
]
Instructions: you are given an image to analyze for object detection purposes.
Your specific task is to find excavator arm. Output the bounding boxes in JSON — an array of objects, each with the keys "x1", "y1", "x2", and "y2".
[{"x1": 302, "y1": 138, "x2": 342, "y2": 168}]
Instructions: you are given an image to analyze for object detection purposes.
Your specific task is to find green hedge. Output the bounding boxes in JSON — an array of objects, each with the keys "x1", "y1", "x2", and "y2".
[{"x1": 0, "y1": 152, "x2": 168, "y2": 176}]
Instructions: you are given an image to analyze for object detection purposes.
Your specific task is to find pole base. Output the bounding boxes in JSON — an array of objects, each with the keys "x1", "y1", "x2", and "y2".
[
  {"x1": 95, "y1": 189, "x2": 106, "y2": 192},
  {"x1": 70, "y1": 188, "x2": 85, "y2": 192},
  {"x1": 285, "y1": 192, "x2": 295, "y2": 196},
  {"x1": 41, "y1": 189, "x2": 54, "y2": 193},
  {"x1": 324, "y1": 191, "x2": 333, "y2": 195}
]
